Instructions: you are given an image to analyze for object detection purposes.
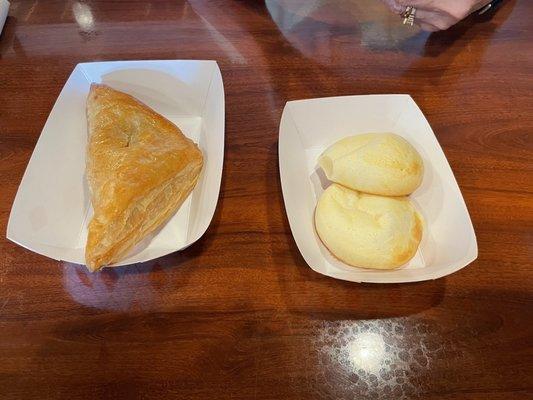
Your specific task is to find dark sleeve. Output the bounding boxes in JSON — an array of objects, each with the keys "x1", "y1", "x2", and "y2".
[{"x1": 478, "y1": 0, "x2": 504, "y2": 15}]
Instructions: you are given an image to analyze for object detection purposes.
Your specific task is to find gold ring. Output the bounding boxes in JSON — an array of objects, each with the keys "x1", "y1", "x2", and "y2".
[{"x1": 401, "y1": 6, "x2": 416, "y2": 26}]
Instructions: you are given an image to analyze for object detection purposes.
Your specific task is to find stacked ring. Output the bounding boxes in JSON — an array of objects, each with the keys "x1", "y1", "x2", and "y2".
[{"x1": 401, "y1": 6, "x2": 417, "y2": 26}]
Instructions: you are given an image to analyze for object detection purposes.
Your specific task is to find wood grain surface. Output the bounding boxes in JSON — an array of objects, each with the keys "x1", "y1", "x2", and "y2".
[{"x1": 0, "y1": 1, "x2": 532, "y2": 399}]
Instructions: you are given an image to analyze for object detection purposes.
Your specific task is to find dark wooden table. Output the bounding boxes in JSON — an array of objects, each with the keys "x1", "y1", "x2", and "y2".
[{"x1": 1, "y1": 1, "x2": 532, "y2": 399}]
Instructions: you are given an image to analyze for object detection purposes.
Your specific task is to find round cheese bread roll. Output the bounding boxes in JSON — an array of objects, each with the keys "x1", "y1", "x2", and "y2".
[
  {"x1": 318, "y1": 133, "x2": 423, "y2": 196},
  {"x1": 315, "y1": 184, "x2": 423, "y2": 269}
]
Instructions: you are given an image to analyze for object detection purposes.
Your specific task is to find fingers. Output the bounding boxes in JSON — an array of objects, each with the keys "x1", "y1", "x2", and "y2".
[
  {"x1": 397, "y1": 0, "x2": 474, "y2": 20},
  {"x1": 383, "y1": 0, "x2": 462, "y2": 31},
  {"x1": 396, "y1": 0, "x2": 438, "y2": 9},
  {"x1": 417, "y1": 22, "x2": 440, "y2": 32},
  {"x1": 380, "y1": 0, "x2": 405, "y2": 14},
  {"x1": 414, "y1": 9, "x2": 459, "y2": 31}
]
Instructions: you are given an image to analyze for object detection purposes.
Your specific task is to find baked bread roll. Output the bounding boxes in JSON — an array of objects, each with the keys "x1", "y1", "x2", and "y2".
[
  {"x1": 315, "y1": 184, "x2": 423, "y2": 269},
  {"x1": 85, "y1": 84, "x2": 203, "y2": 271},
  {"x1": 318, "y1": 133, "x2": 423, "y2": 196}
]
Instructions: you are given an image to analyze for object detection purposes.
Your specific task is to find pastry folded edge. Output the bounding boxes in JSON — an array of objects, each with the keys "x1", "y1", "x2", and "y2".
[{"x1": 85, "y1": 158, "x2": 203, "y2": 272}]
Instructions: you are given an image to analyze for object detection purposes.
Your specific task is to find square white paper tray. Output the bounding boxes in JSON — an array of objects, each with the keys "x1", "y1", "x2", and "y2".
[
  {"x1": 279, "y1": 94, "x2": 477, "y2": 283},
  {"x1": 7, "y1": 60, "x2": 224, "y2": 267}
]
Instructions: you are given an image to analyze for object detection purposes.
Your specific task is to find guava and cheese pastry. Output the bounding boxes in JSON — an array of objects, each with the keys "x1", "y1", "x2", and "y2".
[
  {"x1": 315, "y1": 184, "x2": 423, "y2": 270},
  {"x1": 318, "y1": 133, "x2": 423, "y2": 196},
  {"x1": 85, "y1": 84, "x2": 203, "y2": 271}
]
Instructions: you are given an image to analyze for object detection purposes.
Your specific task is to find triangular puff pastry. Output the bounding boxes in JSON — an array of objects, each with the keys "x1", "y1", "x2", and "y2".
[{"x1": 85, "y1": 84, "x2": 203, "y2": 271}]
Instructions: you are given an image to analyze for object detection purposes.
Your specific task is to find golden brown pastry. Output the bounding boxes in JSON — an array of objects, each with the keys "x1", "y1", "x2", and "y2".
[{"x1": 85, "y1": 84, "x2": 203, "y2": 271}]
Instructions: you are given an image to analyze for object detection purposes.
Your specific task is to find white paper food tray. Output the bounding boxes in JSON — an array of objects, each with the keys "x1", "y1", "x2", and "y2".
[
  {"x1": 279, "y1": 94, "x2": 477, "y2": 283},
  {"x1": 0, "y1": 1, "x2": 8, "y2": 36},
  {"x1": 7, "y1": 60, "x2": 224, "y2": 267}
]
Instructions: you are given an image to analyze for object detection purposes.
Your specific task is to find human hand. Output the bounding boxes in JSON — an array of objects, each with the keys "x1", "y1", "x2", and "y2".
[{"x1": 381, "y1": 0, "x2": 491, "y2": 31}]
